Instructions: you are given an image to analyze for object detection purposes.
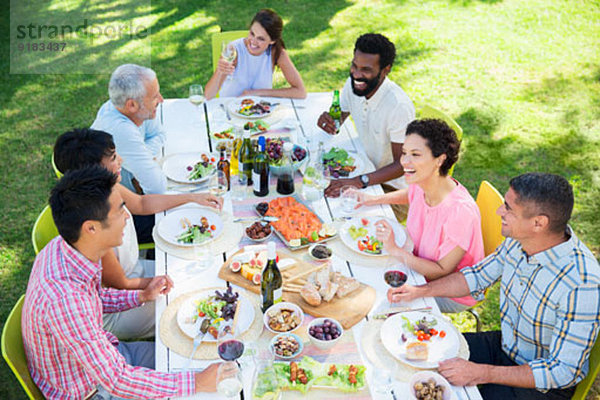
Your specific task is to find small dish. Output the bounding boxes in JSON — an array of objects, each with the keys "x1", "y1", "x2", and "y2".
[
  {"x1": 263, "y1": 302, "x2": 304, "y2": 334},
  {"x1": 269, "y1": 332, "x2": 303, "y2": 359},
  {"x1": 308, "y1": 243, "x2": 333, "y2": 262},
  {"x1": 307, "y1": 317, "x2": 343, "y2": 350},
  {"x1": 245, "y1": 221, "x2": 273, "y2": 243},
  {"x1": 409, "y1": 371, "x2": 455, "y2": 400}
]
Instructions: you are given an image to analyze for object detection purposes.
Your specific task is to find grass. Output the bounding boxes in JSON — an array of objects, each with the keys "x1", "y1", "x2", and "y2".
[{"x1": 1, "y1": 0, "x2": 599, "y2": 398}]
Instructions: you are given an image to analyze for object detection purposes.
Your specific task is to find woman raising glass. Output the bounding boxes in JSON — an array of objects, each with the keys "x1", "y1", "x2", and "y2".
[
  {"x1": 356, "y1": 119, "x2": 484, "y2": 313},
  {"x1": 205, "y1": 9, "x2": 307, "y2": 100}
]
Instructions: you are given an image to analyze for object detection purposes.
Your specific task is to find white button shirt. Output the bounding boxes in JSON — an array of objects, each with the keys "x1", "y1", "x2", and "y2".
[{"x1": 340, "y1": 77, "x2": 415, "y2": 189}]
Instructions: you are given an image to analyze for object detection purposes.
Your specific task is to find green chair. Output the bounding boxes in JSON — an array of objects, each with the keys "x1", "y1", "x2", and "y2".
[
  {"x1": 418, "y1": 105, "x2": 464, "y2": 176},
  {"x1": 32, "y1": 205, "x2": 59, "y2": 254},
  {"x1": 572, "y1": 337, "x2": 600, "y2": 399},
  {"x1": 1, "y1": 295, "x2": 45, "y2": 399},
  {"x1": 51, "y1": 153, "x2": 63, "y2": 178},
  {"x1": 211, "y1": 30, "x2": 247, "y2": 73},
  {"x1": 32, "y1": 205, "x2": 154, "y2": 253}
]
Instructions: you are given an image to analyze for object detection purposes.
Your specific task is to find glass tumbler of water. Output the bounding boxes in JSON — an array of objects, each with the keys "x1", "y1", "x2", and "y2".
[
  {"x1": 216, "y1": 361, "x2": 243, "y2": 398},
  {"x1": 340, "y1": 185, "x2": 358, "y2": 216},
  {"x1": 232, "y1": 174, "x2": 248, "y2": 202}
]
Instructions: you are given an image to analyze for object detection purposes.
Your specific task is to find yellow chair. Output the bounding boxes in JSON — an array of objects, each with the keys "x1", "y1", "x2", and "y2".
[
  {"x1": 211, "y1": 30, "x2": 247, "y2": 73},
  {"x1": 1, "y1": 295, "x2": 45, "y2": 399},
  {"x1": 418, "y1": 105, "x2": 464, "y2": 176},
  {"x1": 32, "y1": 205, "x2": 154, "y2": 254},
  {"x1": 31, "y1": 205, "x2": 59, "y2": 254},
  {"x1": 51, "y1": 153, "x2": 63, "y2": 178},
  {"x1": 572, "y1": 337, "x2": 600, "y2": 399},
  {"x1": 476, "y1": 180, "x2": 505, "y2": 257}
]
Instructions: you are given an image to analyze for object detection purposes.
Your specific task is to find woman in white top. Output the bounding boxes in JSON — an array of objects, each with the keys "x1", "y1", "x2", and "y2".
[
  {"x1": 205, "y1": 9, "x2": 306, "y2": 100},
  {"x1": 54, "y1": 128, "x2": 223, "y2": 339}
]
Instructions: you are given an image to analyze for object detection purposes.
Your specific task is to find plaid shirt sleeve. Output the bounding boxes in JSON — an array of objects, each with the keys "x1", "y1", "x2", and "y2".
[
  {"x1": 529, "y1": 283, "x2": 600, "y2": 389},
  {"x1": 461, "y1": 242, "x2": 506, "y2": 301},
  {"x1": 47, "y1": 294, "x2": 195, "y2": 398},
  {"x1": 99, "y1": 286, "x2": 141, "y2": 313}
]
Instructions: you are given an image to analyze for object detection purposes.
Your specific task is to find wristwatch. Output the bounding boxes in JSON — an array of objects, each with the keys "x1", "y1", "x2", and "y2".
[{"x1": 359, "y1": 174, "x2": 370, "y2": 189}]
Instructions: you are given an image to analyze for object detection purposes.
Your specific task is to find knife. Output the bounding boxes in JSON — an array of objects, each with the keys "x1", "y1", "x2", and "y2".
[
  {"x1": 373, "y1": 306, "x2": 432, "y2": 319},
  {"x1": 233, "y1": 216, "x2": 279, "y2": 223},
  {"x1": 250, "y1": 127, "x2": 293, "y2": 137},
  {"x1": 220, "y1": 103, "x2": 231, "y2": 121}
]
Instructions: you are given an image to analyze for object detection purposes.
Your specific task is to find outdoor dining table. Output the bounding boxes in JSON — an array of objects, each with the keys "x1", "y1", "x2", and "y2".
[{"x1": 154, "y1": 93, "x2": 483, "y2": 400}]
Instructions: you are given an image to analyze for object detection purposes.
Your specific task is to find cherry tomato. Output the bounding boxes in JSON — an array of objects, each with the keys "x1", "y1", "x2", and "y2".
[
  {"x1": 430, "y1": 329, "x2": 438, "y2": 336},
  {"x1": 439, "y1": 330, "x2": 446, "y2": 338},
  {"x1": 424, "y1": 333, "x2": 431, "y2": 341},
  {"x1": 198, "y1": 311, "x2": 205, "y2": 317},
  {"x1": 210, "y1": 225, "x2": 216, "y2": 231},
  {"x1": 417, "y1": 330, "x2": 425, "y2": 336},
  {"x1": 210, "y1": 157, "x2": 216, "y2": 162},
  {"x1": 358, "y1": 241, "x2": 366, "y2": 251},
  {"x1": 417, "y1": 334, "x2": 425, "y2": 341}
]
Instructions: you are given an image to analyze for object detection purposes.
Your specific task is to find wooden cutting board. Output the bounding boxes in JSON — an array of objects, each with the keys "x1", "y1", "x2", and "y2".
[{"x1": 218, "y1": 248, "x2": 376, "y2": 329}]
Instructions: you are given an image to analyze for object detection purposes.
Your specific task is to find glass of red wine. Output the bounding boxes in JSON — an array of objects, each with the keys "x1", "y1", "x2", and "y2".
[
  {"x1": 384, "y1": 258, "x2": 408, "y2": 304},
  {"x1": 216, "y1": 321, "x2": 244, "y2": 397}
]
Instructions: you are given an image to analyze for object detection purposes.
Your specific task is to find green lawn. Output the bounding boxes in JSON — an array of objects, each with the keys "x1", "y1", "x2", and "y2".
[{"x1": 1, "y1": 0, "x2": 599, "y2": 398}]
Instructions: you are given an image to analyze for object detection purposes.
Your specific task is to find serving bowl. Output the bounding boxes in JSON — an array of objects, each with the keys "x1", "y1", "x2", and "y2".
[
  {"x1": 307, "y1": 317, "x2": 344, "y2": 350},
  {"x1": 269, "y1": 332, "x2": 304, "y2": 359},
  {"x1": 263, "y1": 302, "x2": 304, "y2": 334},
  {"x1": 408, "y1": 371, "x2": 454, "y2": 400},
  {"x1": 308, "y1": 243, "x2": 333, "y2": 262}
]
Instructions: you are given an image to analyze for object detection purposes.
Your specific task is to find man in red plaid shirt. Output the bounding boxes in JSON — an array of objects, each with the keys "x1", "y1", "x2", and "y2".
[{"x1": 22, "y1": 166, "x2": 221, "y2": 399}]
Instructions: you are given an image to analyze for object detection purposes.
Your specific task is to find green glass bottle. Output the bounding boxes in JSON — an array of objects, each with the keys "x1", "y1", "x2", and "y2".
[
  {"x1": 328, "y1": 89, "x2": 342, "y2": 134},
  {"x1": 261, "y1": 241, "x2": 283, "y2": 312},
  {"x1": 238, "y1": 127, "x2": 254, "y2": 185},
  {"x1": 252, "y1": 136, "x2": 269, "y2": 197}
]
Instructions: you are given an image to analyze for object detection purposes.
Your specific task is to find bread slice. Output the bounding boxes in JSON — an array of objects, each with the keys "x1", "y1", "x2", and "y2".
[{"x1": 406, "y1": 341, "x2": 429, "y2": 361}]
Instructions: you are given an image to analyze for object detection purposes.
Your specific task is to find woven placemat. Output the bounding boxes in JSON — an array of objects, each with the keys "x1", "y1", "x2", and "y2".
[
  {"x1": 360, "y1": 315, "x2": 470, "y2": 381},
  {"x1": 159, "y1": 287, "x2": 263, "y2": 359},
  {"x1": 327, "y1": 219, "x2": 414, "y2": 268},
  {"x1": 152, "y1": 210, "x2": 244, "y2": 260}
]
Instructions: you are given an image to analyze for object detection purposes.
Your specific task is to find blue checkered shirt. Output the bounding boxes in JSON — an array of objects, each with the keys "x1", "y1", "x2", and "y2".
[{"x1": 462, "y1": 227, "x2": 600, "y2": 390}]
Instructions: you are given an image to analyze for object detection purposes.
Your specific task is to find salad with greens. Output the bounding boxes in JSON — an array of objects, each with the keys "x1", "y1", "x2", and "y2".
[
  {"x1": 322, "y1": 147, "x2": 357, "y2": 178},
  {"x1": 176, "y1": 216, "x2": 216, "y2": 244},
  {"x1": 252, "y1": 356, "x2": 366, "y2": 396},
  {"x1": 186, "y1": 153, "x2": 216, "y2": 181},
  {"x1": 189, "y1": 287, "x2": 239, "y2": 339}
]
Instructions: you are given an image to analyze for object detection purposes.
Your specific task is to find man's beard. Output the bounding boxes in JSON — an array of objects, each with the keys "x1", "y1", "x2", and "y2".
[
  {"x1": 136, "y1": 101, "x2": 155, "y2": 121},
  {"x1": 350, "y1": 70, "x2": 382, "y2": 97}
]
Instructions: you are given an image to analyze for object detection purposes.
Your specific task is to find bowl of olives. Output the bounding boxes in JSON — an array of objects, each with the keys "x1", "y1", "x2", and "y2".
[{"x1": 307, "y1": 318, "x2": 343, "y2": 350}]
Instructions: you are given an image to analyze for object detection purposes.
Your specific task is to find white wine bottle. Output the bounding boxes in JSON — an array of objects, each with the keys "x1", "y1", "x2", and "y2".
[{"x1": 261, "y1": 241, "x2": 282, "y2": 312}]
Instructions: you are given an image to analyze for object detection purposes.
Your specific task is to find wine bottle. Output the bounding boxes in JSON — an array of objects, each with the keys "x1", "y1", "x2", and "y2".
[
  {"x1": 252, "y1": 136, "x2": 269, "y2": 197},
  {"x1": 238, "y1": 127, "x2": 254, "y2": 185},
  {"x1": 328, "y1": 89, "x2": 342, "y2": 134},
  {"x1": 276, "y1": 142, "x2": 295, "y2": 195},
  {"x1": 217, "y1": 148, "x2": 230, "y2": 190},
  {"x1": 261, "y1": 241, "x2": 282, "y2": 312}
]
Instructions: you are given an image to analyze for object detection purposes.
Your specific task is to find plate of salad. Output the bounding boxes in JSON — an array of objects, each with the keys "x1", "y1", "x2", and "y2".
[
  {"x1": 252, "y1": 356, "x2": 366, "y2": 397},
  {"x1": 380, "y1": 311, "x2": 460, "y2": 369},
  {"x1": 321, "y1": 147, "x2": 364, "y2": 179},
  {"x1": 339, "y1": 216, "x2": 406, "y2": 256},
  {"x1": 162, "y1": 152, "x2": 218, "y2": 183},
  {"x1": 157, "y1": 208, "x2": 224, "y2": 247},
  {"x1": 176, "y1": 287, "x2": 255, "y2": 342},
  {"x1": 228, "y1": 97, "x2": 275, "y2": 119}
]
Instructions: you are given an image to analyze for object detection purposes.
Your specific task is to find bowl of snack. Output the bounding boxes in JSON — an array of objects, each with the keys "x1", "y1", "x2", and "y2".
[
  {"x1": 307, "y1": 317, "x2": 343, "y2": 350},
  {"x1": 409, "y1": 371, "x2": 454, "y2": 400},
  {"x1": 264, "y1": 302, "x2": 303, "y2": 334},
  {"x1": 269, "y1": 333, "x2": 303, "y2": 359},
  {"x1": 245, "y1": 221, "x2": 272, "y2": 242},
  {"x1": 308, "y1": 243, "x2": 333, "y2": 262},
  {"x1": 266, "y1": 138, "x2": 308, "y2": 175}
]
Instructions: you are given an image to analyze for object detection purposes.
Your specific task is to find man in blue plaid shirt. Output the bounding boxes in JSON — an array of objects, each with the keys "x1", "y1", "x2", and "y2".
[{"x1": 390, "y1": 173, "x2": 600, "y2": 399}]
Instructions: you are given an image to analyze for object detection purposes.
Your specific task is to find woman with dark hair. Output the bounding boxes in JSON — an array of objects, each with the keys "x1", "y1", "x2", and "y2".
[
  {"x1": 356, "y1": 119, "x2": 484, "y2": 312},
  {"x1": 205, "y1": 9, "x2": 306, "y2": 99}
]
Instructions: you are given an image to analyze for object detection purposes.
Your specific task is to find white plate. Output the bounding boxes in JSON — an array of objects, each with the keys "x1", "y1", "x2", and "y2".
[
  {"x1": 228, "y1": 97, "x2": 274, "y2": 119},
  {"x1": 339, "y1": 216, "x2": 406, "y2": 256},
  {"x1": 322, "y1": 147, "x2": 365, "y2": 179},
  {"x1": 380, "y1": 311, "x2": 460, "y2": 369},
  {"x1": 162, "y1": 152, "x2": 218, "y2": 184},
  {"x1": 176, "y1": 289, "x2": 255, "y2": 341},
  {"x1": 157, "y1": 208, "x2": 224, "y2": 247}
]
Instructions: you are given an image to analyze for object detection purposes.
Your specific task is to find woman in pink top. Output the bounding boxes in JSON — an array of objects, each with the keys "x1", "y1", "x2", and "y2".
[{"x1": 356, "y1": 119, "x2": 484, "y2": 312}]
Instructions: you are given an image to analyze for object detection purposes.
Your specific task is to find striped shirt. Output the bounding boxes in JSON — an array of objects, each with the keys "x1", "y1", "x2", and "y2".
[
  {"x1": 22, "y1": 236, "x2": 195, "y2": 399},
  {"x1": 462, "y1": 227, "x2": 600, "y2": 390}
]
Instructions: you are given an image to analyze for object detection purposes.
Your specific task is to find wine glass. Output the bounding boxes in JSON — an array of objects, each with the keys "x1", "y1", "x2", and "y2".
[
  {"x1": 221, "y1": 41, "x2": 237, "y2": 82},
  {"x1": 384, "y1": 257, "x2": 408, "y2": 304},
  {"x1": 209, "y1": 171, "x2": 228, "y2": 197},
  {"x1": 189, "y1": 84, "x2": 205, "y2": 124},
  {"x1": 216, "y1": 361, "x2": 243, "y2": 399},
  {"x1": 217, "y1": 320, "x2": 245, "y2": 362}
]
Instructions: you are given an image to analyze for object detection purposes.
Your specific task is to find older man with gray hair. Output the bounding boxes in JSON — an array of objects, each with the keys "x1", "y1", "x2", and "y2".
[
  {"x1": 92, "y1": 64, "x2": 165, "y2": 244},
  {"x1": 92, "y1": 64, "x2": 166, "y2": 195}
]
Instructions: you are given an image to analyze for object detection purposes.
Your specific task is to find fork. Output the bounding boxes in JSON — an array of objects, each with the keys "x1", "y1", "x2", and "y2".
[{"x1": 185, "y1": 330, "x2": 206, "y2": 369}]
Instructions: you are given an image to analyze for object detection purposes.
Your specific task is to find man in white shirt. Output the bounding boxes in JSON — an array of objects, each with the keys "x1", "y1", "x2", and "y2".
[
  {"x1": 91, "y1": 64, "x2": 166, "y2": 244},
  {"x1": 318, "y1": 33, "x2": 415, "y2": 198}
]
